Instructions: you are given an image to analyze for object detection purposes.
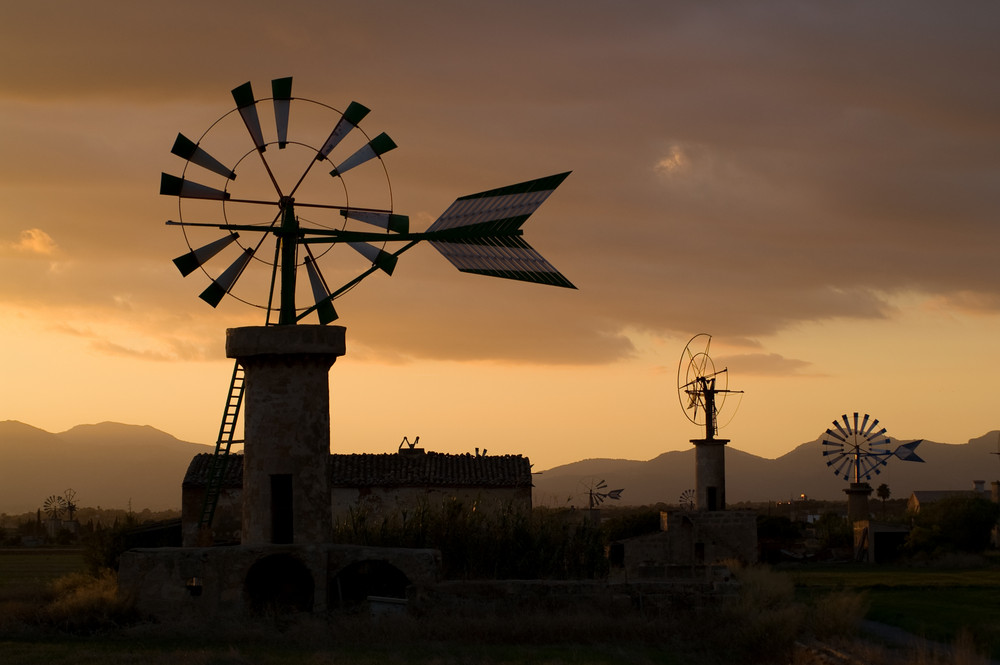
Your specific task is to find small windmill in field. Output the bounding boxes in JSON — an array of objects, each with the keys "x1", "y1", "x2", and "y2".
[
  {"x1": 43, "y1": 495, "x2": 67, "y2": 521},
  {"x1": 585, "y1": 479, "x2": 624, "y2": 510}
]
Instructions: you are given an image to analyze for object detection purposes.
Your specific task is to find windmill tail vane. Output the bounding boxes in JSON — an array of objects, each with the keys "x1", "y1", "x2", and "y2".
[{"x1": 893, "y1": 440, "x2": 925, "y2": 463}]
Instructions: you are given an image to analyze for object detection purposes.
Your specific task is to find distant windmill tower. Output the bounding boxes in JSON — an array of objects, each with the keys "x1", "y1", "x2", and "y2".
[
  {"x1": 820, "y1": 412, "x2": 924, "y2": 523},
  {"x1": 676, "y1": 334, "x2": 742, "y2": 511}
]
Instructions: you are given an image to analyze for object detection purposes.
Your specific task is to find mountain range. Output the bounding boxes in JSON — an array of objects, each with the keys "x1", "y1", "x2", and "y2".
[
  {"x1": 0, "y1": 421, "x2": 213, "y2": 515},
  {"x1": 532, "y1": 432, "x2": 1000, "y2": 508},
  {"x1": 2, "y1": 420, "x2": 998, "y2": 514}
]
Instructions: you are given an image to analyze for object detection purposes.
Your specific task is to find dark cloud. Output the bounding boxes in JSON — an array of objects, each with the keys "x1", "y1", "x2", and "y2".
[{"x1": 1, "y1": 1, "x2": 998, "y2": 366}]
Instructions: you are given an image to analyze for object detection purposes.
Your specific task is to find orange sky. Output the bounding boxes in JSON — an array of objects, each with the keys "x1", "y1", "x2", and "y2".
[{"x1": 2, "y1": 2, "x2": 1000, "y2": 475}]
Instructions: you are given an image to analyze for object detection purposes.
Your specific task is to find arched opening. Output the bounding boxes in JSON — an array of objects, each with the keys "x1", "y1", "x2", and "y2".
[
  {"x1": 329, "y1": 559, "x2": 411, "y2": 610},
  {"x1": 245, "y1": 554, "x2": 314, "y2": 615}
]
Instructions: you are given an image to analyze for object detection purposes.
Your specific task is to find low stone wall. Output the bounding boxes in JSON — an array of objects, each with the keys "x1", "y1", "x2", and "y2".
[{"x1": 119, "y1": 543, "x2": 441, "y2": 620}]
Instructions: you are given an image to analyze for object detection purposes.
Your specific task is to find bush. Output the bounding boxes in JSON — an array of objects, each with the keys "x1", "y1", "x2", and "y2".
[
  {"x1": 721, "y1": 565, "x2": 804, "y2": 663},
  {"x1": 333, "y1": 501, "x2": 608, "y2": 580},
  {"x1": 809, "y1": 589, "x2": 869, "y2": 639}
]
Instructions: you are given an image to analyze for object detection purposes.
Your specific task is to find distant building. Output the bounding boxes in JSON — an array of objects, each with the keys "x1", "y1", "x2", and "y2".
[
  {"x1": 906, "y1": 480, "x2": 988, "y2": 514},
  {"x1": 182, "y1": 448, "x2": 532, "y2": 547}
]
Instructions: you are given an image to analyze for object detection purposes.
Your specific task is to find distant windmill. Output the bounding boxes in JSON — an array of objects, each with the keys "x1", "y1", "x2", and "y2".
[
  {"x1": 676, "y1": 333, "x2": 743, "y2": 511},
  {"x1": 820, "y1": 412, "x2": 924, "y2": 525},
  {"x1": 43, "y1": 495, "x2": 67, "y2": 521},
  {"x1": 585, "y1": 479, "x2": 624, "y2": 510},
  {"x1": 820, "y1": 412, "x2": 924, "y2": 482},
  {"x1": 63, "y1": 489, "x2": 78, "y2": 522},
  {"x1": 678, "y1": 489, "x2": 695, "y2": 511}
]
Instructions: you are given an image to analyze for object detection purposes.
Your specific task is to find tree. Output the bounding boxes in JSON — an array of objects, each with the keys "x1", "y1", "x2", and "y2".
[
  {"x1": 876, "y1": 483, "x2": 891, "y2": 519},
  {"x1": 906, "y1": 495, "x2": 1000, "y2": 555}
]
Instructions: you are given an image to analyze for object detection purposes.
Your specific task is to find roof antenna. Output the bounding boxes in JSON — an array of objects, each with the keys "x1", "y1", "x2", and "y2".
[{"x1": 399, "y1": 436, "x2": 419, "y2": 452}]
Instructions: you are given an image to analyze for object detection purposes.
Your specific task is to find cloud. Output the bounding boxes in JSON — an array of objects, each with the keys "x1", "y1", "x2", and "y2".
[
  {"x1": 1, "y1": 1, "x2": 999, "y2": 369},
  {"x1": 655, "y1": 145, "x2": 688, "y2": 176},
  {"x1": 3, "y1": 228, "x2": 57, "y2": 256},
  {"x1": 717, "y1": 352, "x2": 818, "y2": 378}
]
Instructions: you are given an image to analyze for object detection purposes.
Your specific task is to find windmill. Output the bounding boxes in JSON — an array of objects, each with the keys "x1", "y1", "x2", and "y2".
[
  {"x1": 820, "y1": 412, "x2": 924, "y2": 483},
  {"x1": 584, "y1": 479, "x2": 624, "y2": 510},
  {"x1": 43, "y1": 495, "x2": 67, "y2": 521},
  {"x1": 820, "y1": 412, "x2": 924, "y2": 524},
  {"x1": 161, "y1": 77, "x2": 575, "y2": 536},
  {"x1": 677, "y1": 333, "x2": 742, "y2": 441},
  {"x1": 676, "y1": 334, "x2": 743, "y2": 511},
  {"x1": 678, "y1": 489, "x2": 695, "y2": 511},
  {"x1": 63, "y1": 488, "x2": 78, "y2": 522}
]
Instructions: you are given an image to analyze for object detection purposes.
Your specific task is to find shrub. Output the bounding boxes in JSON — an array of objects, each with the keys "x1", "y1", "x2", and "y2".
[
  {"x1": 39, "y1": 570, "x2": 137, "y2": 633},
  {"x1": 332, "y1": 502, "x2": 608, "y2": 580},
  {"x1": 809, "y1": 589, "x2": 869, "y2": 639},
  {"x1": 721, "y1": 565, "x2": 804, "y2": 662}
]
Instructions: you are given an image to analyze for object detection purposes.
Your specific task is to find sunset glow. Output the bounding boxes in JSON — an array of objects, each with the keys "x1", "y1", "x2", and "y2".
[{"x1": 2, "y1": 2, "x2": 999, "y2": 473}]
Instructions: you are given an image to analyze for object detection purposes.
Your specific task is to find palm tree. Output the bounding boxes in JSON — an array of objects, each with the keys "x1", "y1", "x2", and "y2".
[{"x1": 877, "y1": 483, "x2": 891, "y2": 519}]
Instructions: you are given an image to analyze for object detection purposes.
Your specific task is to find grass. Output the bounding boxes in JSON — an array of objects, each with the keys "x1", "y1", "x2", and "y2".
[
  {"x1": 0, "y1": 561, "x2": 820, "y2": 665},
  {"x1": 9, "y1": 554, "x2": 992, "y2": 664},
  {"x1": 0, "y1": 549, "x2": 85, "y2": 607},
  {"x1": 791, "y1": 562, "x2": 1000, "y2": 660}
]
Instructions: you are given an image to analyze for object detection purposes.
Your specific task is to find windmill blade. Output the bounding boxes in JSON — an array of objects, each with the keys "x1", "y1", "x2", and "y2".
[
  {"x1": 161, "y1": 173, "x2": 230, "y2": 200},
  {"x1": 170, "y1": 134, "x2": 236, "y2": 180},
  {"x1": 893, "y1": 439, "x2": 925, "y2": 462},
  {"x1": 199, "y1": 248, "x2": 254, "y2": 307},
  {"x1": 317, "y1": 101, "x2": 370, "y2": 160},
  {"x1": 173, "y1": 234, "x2": 240, "y2": 276},
  {"x1": 832, "y1": 418, "x2": 850, "y2": 440},
  {"x1": 824, "y1": 427, "x2": 846, "y2": 443},
  {"x1": 342, "y1": 210, "x2": 409, "y2": 234},
  {"x1": 271, "y1": 77, "x2": 292, "y2": 149},
  {"x1": 347, "y1": 241, "x2": 398, "y2": 275},
  {"x1": 329, "y1": 133, "x2": 397, "y2": 177},
  {"x1": 231, "y1": 81, "x2": 266, "y2": 152},
  {"x1": 852, "y1": 412, "x2": 860, "y2": 435},
  {"x1": 304, "y1": 255, "x2": 338, "y2": 324},
  {"x1": 826, "y1": 454, "x2": 848, "y2": 473},
  {"x1": 860, "y1": 413, "x2": 871, "y2": 435}
]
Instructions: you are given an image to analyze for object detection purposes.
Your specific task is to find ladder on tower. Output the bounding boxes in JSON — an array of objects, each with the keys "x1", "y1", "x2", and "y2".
[{"x1": 198, "y1": 360, "x2": 246, "y2": 533}]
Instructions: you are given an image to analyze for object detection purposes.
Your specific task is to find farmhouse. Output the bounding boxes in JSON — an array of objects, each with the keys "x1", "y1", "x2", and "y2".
[{"x1": 181, "y1": 446, "x2": 533, "y2": 547}]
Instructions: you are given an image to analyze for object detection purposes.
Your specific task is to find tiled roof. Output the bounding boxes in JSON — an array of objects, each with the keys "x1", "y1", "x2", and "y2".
[
  {"x1": 182, "y1": 453, "x2": 243, "y2": 488},
  {"x1": 182, "y1": 451, "x2": 532, "y2": 489},
  {"x1": 330, "y1": 452, "x2": 531, "y2": 488}
]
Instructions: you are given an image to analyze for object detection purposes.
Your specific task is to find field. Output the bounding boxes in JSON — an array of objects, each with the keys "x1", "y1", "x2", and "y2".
[
  {"x1": 2, "y1": 549, "x2": 998, "y2": 664},
  {"x1": 0, "y1": 549, "x2": 85, "y2": 603},
  {"x1": 791, "y1": 561, "x2": 1000, "y2": 660}
]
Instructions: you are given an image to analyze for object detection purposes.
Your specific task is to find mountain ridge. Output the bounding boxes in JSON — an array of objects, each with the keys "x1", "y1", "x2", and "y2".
[
  {"x1": 0, "y1": 420, "x2": 213, "y2": 514},
  {"x1": 533, "y1": 433, "x2": 1000, "y2": 507},
  {"x1": 2, "y1": 420, "x2": 998, "y2": 514}
]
